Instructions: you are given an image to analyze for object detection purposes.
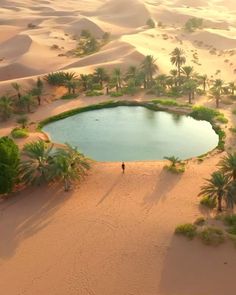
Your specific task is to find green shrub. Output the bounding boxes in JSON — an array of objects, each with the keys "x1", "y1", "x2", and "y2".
[
  {"x1": 190, "y1": 106, "x2": 220, "y2": 123},
  {"x1": 200, "y1": 196, "x2": 216, "y2": 209},
  {"x1": 215, "y1": 115, "x2": 228, "y2": 124},
  {"x1": 199, "y1": 227, "x2": 225, "y2": 246},
  {"x1": 86, "y1": 90, "x2": 103, "y2": 97},
  {"x1": 230, "y1": 127, "x2": 236, "y2": 133},
  {"x1": 165, "y1": 165, "x2": 185, "y2": 174},
  {"x1": 184, "y1": 18, "x2": 203, "y2": 32},
  {"x1": 91, "y1": 83, "x2": 103, "y2": 91},
  {"x1": 175, "y1": 223, "x2": 197, "y2": 239},
  {"x1": 223, "y1": 214, "x2": 236, "y2": 226},
  {"x1": 0, "y1": 137, "x2": 20, "y2": 194},
  {"x1": 110, "y1": 91, "x2": 123, "y2": 97},
  {"x1": 232, "y1": 109, "x2": 236, "y2": 115},
  {"x1": 227, "y1": 226, "x2": 236, "y2": 235},
  {"x1": 194, "y1": 217, "x2": 206, "y2": 226},
  {"x1": 61, "y1": 93, "x2": 77, "y2": 100},
  {"x1": 152, "y1": 99, "x2": 178, "y2": 106},
  {"x1": 11, "y1": 128, "x2": 29, "y2": 139},
  {"x1": 44, "y1": 71, "x2": 77, "y2": 86},
  {"x1": 146, "y1": 18, "x2": 155, "y2": 28}
]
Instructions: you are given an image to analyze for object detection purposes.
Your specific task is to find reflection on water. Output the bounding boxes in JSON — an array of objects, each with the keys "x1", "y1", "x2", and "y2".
[{"x1": 43, "y1": 106, "x2": 219, "y2": 161}]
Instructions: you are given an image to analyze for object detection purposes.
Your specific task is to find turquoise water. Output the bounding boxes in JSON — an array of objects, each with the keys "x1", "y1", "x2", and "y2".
[{"x1": 43, "y1": 106, "x2": 219, "y2": 161}]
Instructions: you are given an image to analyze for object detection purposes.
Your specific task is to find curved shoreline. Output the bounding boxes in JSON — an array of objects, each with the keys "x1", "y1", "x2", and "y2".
[{"x1": 38, "y1": 99, "x2": 224, "y2": 162}]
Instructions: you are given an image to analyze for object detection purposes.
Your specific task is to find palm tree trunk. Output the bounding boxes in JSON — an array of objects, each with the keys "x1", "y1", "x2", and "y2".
[
  {"x1": 233, "y1": 170, "x2": 236, "y2": 181},
  {"x1": 217, "y1": 194, "x2": 223, "y2": 212},
  {"x1": 37, "y1": 96, "x2": 41, "y2": 105},
  {"x1": 216, "y1": 96, "x2": 219, "y2": 108},
  {"x1": 64, "y1": 179, "x2": 70, "y2": 192},
  {"x1": 178, "y1": 65, "x2": 181, "y2": 85},
  {"x1": 188, "y1": 92, "x2": 192, "y2": 104}
]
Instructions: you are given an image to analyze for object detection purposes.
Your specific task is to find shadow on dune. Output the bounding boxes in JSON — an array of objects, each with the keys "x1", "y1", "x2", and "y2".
[
  {"x1": 142, "y1": 169, "x2": 182, "y2": 211},
  {"x1": 159, "y1": 235, "x2": 236, "y2": 295},
  {"x1": 0, "y1": 183, "x2": 71, "y2": 259}
]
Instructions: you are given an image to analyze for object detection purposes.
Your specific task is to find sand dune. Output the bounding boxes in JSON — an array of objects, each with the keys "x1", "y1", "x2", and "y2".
[
  {"x1": 64, "y1": 40, "x2": 144, "y2": 72},
  {"x1": 64, "y1": 18, "x2": 104, "y2": 38},
  {"x1": 96, "y1": 0, "x2": 150, "y2": 28},
  {"x1": 1, "y1": 0, "x2": 236, "y2": 82}
]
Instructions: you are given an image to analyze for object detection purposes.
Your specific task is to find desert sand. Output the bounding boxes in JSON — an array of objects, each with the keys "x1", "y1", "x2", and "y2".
[{"x1": 1, "y1": 0, "x2": 236, "y2": 294}]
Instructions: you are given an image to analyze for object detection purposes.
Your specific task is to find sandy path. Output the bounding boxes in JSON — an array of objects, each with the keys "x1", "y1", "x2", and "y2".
[{"x1": 1, "y1": 159, "x2": 236, "y2": 295}]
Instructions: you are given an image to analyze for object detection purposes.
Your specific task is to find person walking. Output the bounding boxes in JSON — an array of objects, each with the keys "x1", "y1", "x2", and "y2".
[{"x1": 121, "y1": 162, "x2": 125, "y2": 174}]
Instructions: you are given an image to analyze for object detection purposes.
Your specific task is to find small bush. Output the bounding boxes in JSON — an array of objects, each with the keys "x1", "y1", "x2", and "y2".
[
  {"x1": 86, "y1": 90, "x2": 103, "y2": 97},
  {"x1": 229, "y1": 127, "x2": 236, "y2": 133},
  {"x1": 199, "y1": 227, "x2": 225, "y2": 246},
  {"x1": 61, "y1": 93, "x2": 77, "y2": 100},
  {"x1": 232, "y1": 109, "x2": 236, "y2": 115},
  {"x1": 227, "y1": 226, "x2": 236, "y2": 235},
  {"x1": 165, "y1": 165, "x2": 185, "y2": 174},
  {"x1": 146, "y1": 18, "x2": 155, "y2": 28},
  {"x1": 223, "y1": 214, "x2": 236, "y2": 227},
  {"x1": 175, "y1": 223, "x2": 197, "y2": 239},
  {"x1": 152, "y1": 99, "x2": 178, "y2": 106},
  {"x1": 215, "y1": 115, "x2": 228, "y2": 124},
  {"x1": 184, "y1": 18, "x2": 203, "y2": 32},
  {"x1": 200, "y1": 196, "x2": 216, "y2": 209},
  {"x1": 194, "y1": 217, "x2": 206, "y2": 226},
  {"x1": 91, "y1": 83, "x2": 103, "y2": 91},
  {"x1": 11, "y1": 128, "x2": 29, "y2": 139},
  {"x1": 110, "y1": 91, "x2": 123, "y2": 97},
  {"x1": 190, "y1": 106, "x2": 220, "y2": 123}
]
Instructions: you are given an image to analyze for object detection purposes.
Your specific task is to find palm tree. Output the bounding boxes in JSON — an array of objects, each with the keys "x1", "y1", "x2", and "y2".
[
  {"x1": 199, "y1": 171, "x2": 230, "y2": 212},
  {"x1": 219, "y1": 153, "x2": 236, "y2": 181},
  {"x1": 11, "y1": 82, "x2": 22, "y2": 100},
  {"x1": 20, "y1": 140, "x2": 54, "y2": 185},
  {"x1": 229, "y1": 82, "x2": 236, "y2": 95},
  {"x1": 51, "y1": 144, "x2": 90, "y2": 191},
  {"x1": 164, "y1": 156, "x2": 181, "y2": 167},
  {"x1": 141, "y1": 55, "x2": 158, "y2": 88},
  {"x1": 125, "y1": 66, "x2": 140, "y2": 87},
  {"x1": 156, "y1": 74, "x2": 168, "y2": 88},
  {"x1": 63, "y1": 72, "x2": 78, "y2": 82},
  {"x1": 94, "y1": 67, "x2": 108, "y2": 87},
  {"x1": 112, "y1": 68, "x2": 122, "y2": 92},
  {"x1": 183, "y1": 79, "x2": 197, "y2": 103},
  {"x1": 210, "y1": 87, "x2": 221, "y2": 108},
  {"x1": 80, "y1": 74, "x2": 90, "y2": 91},
  {"x1": 170, "y1": 48, "x2": 186, "y2": 83},
  {"x1": 31, "y1": 87, "x2": 43, "y2": 105},
  {"x1": 181, "y1": 66, "x2": 194, "y2": 80},
  {"x1": 198, "y1": 74, "x2": 208, "y2": 92},
  {"x1": 64, "y1": 80, "x2": 78, "y2": 95},
  {"x1": 17, "y1": 116, "x2": 28, "y2": 129},
  {"x1": 19, "y1": 94, "x2": 35, "y2": 113},
  {"x1": 36, "y1": 77, "x2": 43, "y2": 90},
  {"x1": 169, "y1": 69, "x2": 178, "y2": 87},
  {"x1": 214, "y1": 79, "x2": 224, "y2": 92},
  {"x1": 0, "y1": 96, "x2": 13, "y2": 120},
  {"x1": 226, "y1": 181, "x2": 236, "y2": 209}
]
